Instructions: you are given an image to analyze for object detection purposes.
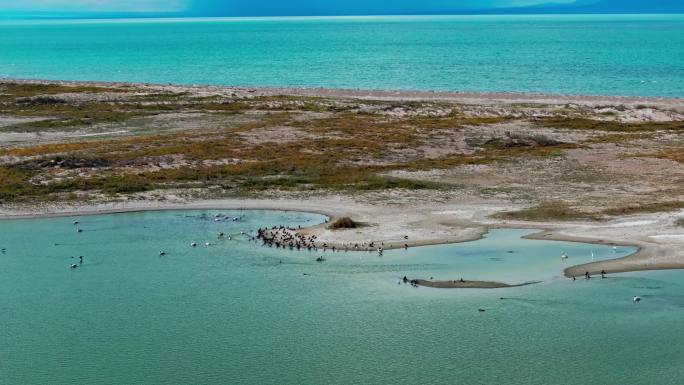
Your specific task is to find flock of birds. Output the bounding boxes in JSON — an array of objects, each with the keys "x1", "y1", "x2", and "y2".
[
  {"x1": 0, "y1": 212, "x2": 644, "y2": 304},
  {"x1": 165, "y1": 214, "x2": 249, "y2": 256},
  {"x1": 67, "y1": 214, "x2": 254, "y2": 266},
  {"x1": 256, "y1": 226, "x2": 400, "y2": 256}
]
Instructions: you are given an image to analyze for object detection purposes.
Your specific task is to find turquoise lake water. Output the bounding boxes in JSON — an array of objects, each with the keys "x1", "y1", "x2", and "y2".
[
  {"x1": 0, "y1": 15, "x2": 683, "y2": 97},
  {"x1": 2, "y1": 210, "x2": 684, "y2": 384}
]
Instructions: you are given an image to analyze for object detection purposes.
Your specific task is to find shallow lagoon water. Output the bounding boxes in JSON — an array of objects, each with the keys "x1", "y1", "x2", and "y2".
[{"x1": 1, "y1": 210, "x2": 683, "y2": 384}]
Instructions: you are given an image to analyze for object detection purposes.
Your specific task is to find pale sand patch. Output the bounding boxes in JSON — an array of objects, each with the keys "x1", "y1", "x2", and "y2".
[
  {"x1": 75, "y1": 130, "x2": 128, "y2": 137},
  {"x1": 0, "y1": 116, "x2": 49, "y2": 128},
  {"x1": 650, "y1": 234, "x2": 684, "y2": 240},
  {"x1": 605, "y1": 220, "x2": 659, "y2": 227}
]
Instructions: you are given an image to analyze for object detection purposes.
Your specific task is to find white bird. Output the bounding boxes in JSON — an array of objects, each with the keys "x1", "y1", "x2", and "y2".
[
  {"x1": 633, "y1": 296, "x2": 641, "y2": 304},
  {"x1": 205, "y1": 242, "x2": 211, "y2": 246},
  {"x1": 560, "y1": 253, "x2": 568, "y2": 260}
]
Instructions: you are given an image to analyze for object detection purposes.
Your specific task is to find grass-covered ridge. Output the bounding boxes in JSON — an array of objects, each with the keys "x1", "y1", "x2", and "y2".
[
  {"x1": 1, "y1": 80, "x2": 683, "y2": 215},
  {"x1": 494, "y1": 202, "x2": 601, "y2": 222},
  {"x1": 537, "y1": 117, "x2": 684, "y2": 132}
]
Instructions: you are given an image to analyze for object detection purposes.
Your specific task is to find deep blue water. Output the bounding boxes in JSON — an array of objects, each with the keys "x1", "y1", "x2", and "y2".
[{"x1": 0, "y1": 15, "x2": 682, "y2": 97}]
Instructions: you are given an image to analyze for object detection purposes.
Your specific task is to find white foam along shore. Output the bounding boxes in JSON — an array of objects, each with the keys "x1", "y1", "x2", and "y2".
[{"x1": 1, "y1": 196, "x2": 683, "y2": 278}]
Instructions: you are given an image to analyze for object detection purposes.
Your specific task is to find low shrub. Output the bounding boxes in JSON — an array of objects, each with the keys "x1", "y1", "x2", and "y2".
[{"x1": 329, "y1": 217, "x2": 358, "y2": 229}]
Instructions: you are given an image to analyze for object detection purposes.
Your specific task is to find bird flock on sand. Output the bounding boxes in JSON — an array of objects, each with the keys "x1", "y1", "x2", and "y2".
[{"x1": 0, "y1": 212, "x2": 643, "y2": 304}]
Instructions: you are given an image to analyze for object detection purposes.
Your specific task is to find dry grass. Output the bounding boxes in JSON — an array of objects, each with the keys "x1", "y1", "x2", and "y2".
[
  {"x1": 2, "y1": 80, "x2": 682, "y2": 212},
  {"x1": 0, "y1": 103, "x2": 542, "y2": 201},
  {"x1": 653, "y1": 147, "x2": 684, "y2": 164}
]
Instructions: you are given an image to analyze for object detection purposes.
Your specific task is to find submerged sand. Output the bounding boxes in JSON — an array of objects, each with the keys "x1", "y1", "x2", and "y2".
[
  {"x1": 414, "y1": 279, "x2": 541, "y2": 289},
  {"x1": 1, "y1": 196, "x2": 683, "y2": 282}
]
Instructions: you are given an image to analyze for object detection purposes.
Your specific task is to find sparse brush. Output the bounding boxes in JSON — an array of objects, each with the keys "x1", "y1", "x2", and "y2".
[
  {"x1": 494, "y1": 202, "x2": 601, "y2": 222},
  {"x1": 329, "y1": 217, "x2": 358, "y2": 229},
  {"x1": 603, "y1": 201, "x2": 684, "y2": 216},
  {"x1": 537, "y1": 117, "x2": 684, "y2": 132},
  {"x1": 485, "y1": 133, "x2": 563, "y2": 149}
]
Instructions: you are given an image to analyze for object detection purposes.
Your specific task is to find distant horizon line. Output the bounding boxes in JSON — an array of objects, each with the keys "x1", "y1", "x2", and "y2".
[{"x1": 1, "y1": 11, "x2": 683, "y2": 21}]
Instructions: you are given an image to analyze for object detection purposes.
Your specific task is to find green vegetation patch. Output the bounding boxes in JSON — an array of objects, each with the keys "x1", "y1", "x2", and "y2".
[
  {"x1": 537, "y1": 117, "x2": 684, "y2": 132},
  {"x1": 603, "y1": 201, "x2": 684, "y2": 216},
  {"x1": 0, "y1": 82, "x2": 126, "y2": 98},
  {"x1": 536, "y1": 117, "x2": 684, "y2": 132},
  {"x1": 584, "y1": 132, "x2": 655, "y2": 144},
  {"x1": 0, "y1": 165, "x2": 36, "y2": 202},
  {"x1": 494, "y1": 202, "x2": 601, "y2": 222}
]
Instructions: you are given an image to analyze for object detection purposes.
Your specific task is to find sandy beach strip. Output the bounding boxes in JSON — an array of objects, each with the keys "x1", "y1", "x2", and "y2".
[{"x1": 5, "y1": 78, "x2": 684, "y2": 109}]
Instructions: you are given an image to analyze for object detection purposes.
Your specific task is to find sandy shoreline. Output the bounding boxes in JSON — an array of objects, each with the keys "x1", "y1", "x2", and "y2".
[
  {"x1": 5, "y1": 78, "x2": 683, "y2": 108},
  {"x1": 2, "y1": 197, "x2": 683, "y2": 282}
]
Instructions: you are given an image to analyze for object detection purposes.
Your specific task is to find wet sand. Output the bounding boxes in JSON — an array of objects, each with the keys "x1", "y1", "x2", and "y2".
[{"x1": 414, "y1": 279, "x2": 541, "y2": 289}]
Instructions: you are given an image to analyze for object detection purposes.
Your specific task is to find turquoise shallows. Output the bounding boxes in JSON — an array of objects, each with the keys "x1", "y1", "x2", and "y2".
[
  {"x1": 3, "y1": 210, "x2": 684, "y2": 384},
  {"x1": 0, "y1": 14, "x2": 682, "y2": 97}
]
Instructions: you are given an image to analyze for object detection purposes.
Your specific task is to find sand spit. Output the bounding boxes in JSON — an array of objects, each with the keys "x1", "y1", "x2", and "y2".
[
  {"x1": 414, "y1": 279, "x2": 541, "y2": 289},
  {"x1": 2, "y1": 197, "x2": 684, "y2": 280}
]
